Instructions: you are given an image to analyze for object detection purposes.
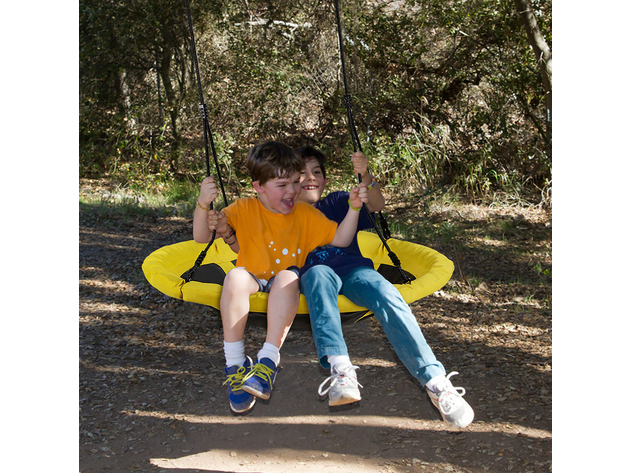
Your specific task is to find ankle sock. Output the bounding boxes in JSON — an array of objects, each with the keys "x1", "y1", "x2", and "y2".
[
  {"x1": 425, "y1": 374, "x2": 447, "y2": 393},
  {"x1": 224, "y1": 339, "x2": 246, "y2": 368},
  {"x1": 256, "y1": 342, "x2": 280, "y2": 366},
  {"x1": 327, "y1": 355, "x2": 351, "y2": 371}
]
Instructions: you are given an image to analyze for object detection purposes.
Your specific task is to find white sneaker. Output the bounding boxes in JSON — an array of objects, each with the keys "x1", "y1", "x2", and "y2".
[
  {"x1": 426, "y1": 372, "x2": 474, "y2": 428},
  {"x1": 318, "y1": 363, "x2": 362, "y2": 406}
]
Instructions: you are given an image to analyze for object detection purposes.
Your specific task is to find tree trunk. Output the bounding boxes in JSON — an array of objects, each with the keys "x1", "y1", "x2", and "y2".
[
  {"x1": 514, "y1": 0, "x2": 552, "y2": 141},
  {"x1": 157, "y1": 46, "x2": 181, "y2": 170},
  {"x1": 118, "y1": 68, "x2": 137, "y2": 133}
]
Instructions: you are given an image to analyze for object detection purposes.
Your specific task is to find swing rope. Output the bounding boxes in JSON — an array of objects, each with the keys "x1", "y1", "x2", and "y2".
[
  {"x1": 333, "y1": 0, "x2": 361, "y2": 154},
  {"x1": 181, "y1": 0, "x2": 230, "y2": 283},
  {"x1": 333, "y1": 0, "x2": 411, "y2": 284}
]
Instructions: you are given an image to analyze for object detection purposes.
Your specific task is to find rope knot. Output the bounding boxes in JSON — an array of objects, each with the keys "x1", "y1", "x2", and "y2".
[
  {"x1": 198, "y1": 103, "x2": 208, "y2": 119},
  {"x1": 343, "y1": 93, "x2": 354, "y2": 110}
]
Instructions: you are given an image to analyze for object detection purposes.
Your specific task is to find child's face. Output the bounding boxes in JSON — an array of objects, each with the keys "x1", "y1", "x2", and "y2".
[
  {"x1": 253, "y1": 172, "x2": 302, "y2": 214},
  {"x1": 298, "y1": 158, "x2": 327, "y2": 205}
]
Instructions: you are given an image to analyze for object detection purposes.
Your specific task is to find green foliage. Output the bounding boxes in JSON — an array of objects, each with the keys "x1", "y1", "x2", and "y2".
[
  {"x1": 79, "y1": 0, "x2": 552, "y2": 205},
  {"x1": 532, "y1": 261, "x2": 552, "y2": 281},
  {"x1": 365, "y1": 113, "x2": 453, "y2": 192}
]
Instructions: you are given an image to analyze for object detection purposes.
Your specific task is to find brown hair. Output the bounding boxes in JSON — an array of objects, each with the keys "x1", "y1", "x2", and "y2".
[
  {"x1": 245, "y1": 141, "x2": 305, "y2": 185},
  {"x1": 294, "y1": 146, "x2": 327, "y2": 179}
]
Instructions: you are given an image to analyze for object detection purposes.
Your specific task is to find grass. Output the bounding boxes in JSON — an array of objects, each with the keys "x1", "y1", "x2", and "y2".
[{"x1": 79, "y1": 180, "x2": 200, "y2": 220}]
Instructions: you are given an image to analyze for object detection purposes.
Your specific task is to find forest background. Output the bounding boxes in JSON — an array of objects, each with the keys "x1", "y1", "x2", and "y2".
[
  {"x1": 79, "y1": 0, "x2": 552, "y2": 206},
  {"x1": 3, "y1": 0, "x2": 630, "y2": 471},
  {"x1": 16, "y1": 0, "x2": 623, "y2": 471}
]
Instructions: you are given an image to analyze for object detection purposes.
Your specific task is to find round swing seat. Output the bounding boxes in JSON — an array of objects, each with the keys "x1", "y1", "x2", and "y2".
[{"x1": 142, "y1": 231, "x2": 454, "y2": 330}]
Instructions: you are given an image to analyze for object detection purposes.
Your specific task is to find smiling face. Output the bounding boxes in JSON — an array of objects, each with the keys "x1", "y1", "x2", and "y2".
[
  {"x1": 298, "y1": 158, "x2": 327, "y2": 205},
  {"x1": 254, "y1": 172, "x2": 303, "y2": 214}
]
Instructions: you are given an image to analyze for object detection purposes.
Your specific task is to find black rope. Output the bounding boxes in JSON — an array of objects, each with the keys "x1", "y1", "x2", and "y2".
[
  {"x1": 334, "y1": 0, "x2": 362, "y2": 153},
  {"x1": 378, "y1": 212, "x2": 391, "y2": 240},
  {"x1": 333, "y1": 0, "x2": 411, "y2": 284},
  {"x1": 181, "y1": 0, "x2": 229, "y2": 283}
]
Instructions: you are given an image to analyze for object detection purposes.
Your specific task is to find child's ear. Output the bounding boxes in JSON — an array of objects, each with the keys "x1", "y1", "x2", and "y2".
[{"x1": 252, "y1": 181, "x2": 264, "y2": 194}]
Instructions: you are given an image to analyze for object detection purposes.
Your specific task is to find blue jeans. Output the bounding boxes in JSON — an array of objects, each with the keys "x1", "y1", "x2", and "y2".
[{"x1": 300, "y1": 265, "x2": 446, "y2": 386}]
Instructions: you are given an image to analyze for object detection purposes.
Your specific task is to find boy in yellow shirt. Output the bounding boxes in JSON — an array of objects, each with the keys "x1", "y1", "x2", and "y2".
[{"x1": 193, "y1": 140, "x2": 368, "y2": 413}]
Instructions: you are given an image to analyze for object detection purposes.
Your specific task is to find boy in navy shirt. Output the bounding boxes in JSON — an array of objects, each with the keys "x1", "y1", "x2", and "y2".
[{"x1": 297, "y1": 146, "x2": 474, "y2": 429}]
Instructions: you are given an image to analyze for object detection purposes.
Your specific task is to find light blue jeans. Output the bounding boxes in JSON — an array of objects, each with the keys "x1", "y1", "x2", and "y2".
[{"x1": 300, "y1": 265, "x2": 446, "y2": 386}]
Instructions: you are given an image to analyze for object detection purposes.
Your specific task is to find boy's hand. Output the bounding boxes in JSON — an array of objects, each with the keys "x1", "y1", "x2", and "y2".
[
  {"x1": 207, "y1": 210, "x2": 228, "y2": 234},
  {"x1": 199, "y1": 176, "x2": 218, "y2": 208},
  {"x1": 351, "y1": 151, "x2": 369, "y2": 181},
  {"x1": 349, "y1": 182, "x2": 369, "y2": 210}
]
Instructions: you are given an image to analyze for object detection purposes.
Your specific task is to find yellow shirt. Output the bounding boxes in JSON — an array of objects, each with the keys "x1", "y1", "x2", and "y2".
[{"x1": 223, "y1": 197, "x2": 338, "y2": 279}]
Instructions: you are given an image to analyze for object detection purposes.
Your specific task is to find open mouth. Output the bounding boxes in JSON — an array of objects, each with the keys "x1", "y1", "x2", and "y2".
[
  {"x1": 302, "y1": 185, "x2": 319, "y2": 191},
  {"x1": 282, "y1": 198, "x2": 295, "y2": 209}
]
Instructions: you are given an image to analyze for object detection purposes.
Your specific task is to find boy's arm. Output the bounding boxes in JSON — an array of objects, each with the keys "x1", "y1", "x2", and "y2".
[
  {"x1": 193, "y1": 177, "x2": 240, "y2": 252},
  {"x1": 193, "y1": 176, "x2": 217, "y2": 243},
  {"x1": 331, "y1": 184, "x2": 368, "y2": 247},
  {"x1": 351, "y1": 151, "x2": 385, "y2": 212}
]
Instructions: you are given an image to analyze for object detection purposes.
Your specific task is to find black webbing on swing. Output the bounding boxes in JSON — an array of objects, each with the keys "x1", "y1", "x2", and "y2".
[
  {"x1": 333, "y1": 0, "x2": 411, "y2": 284},
  {"x1": 181, "y1": 0, "x2": 230, "y2": 283}
]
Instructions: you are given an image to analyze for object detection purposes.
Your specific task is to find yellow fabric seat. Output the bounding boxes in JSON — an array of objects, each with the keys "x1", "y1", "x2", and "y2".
[{"x1": 142, "y1": 231, "x2": 453, "y2": 328}]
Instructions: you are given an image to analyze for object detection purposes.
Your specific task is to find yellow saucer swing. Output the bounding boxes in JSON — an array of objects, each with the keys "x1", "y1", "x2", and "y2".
[
  {"x1": 142, "y1": 0, "x2": 454, "y2": 330},
  {"x1": 142, "y1": 231, "x2": 454, "y2": 330}
]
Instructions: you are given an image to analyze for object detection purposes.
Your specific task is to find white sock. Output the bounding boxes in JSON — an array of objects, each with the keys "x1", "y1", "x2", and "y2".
[
  {"x1": 327, "y1": 355, "x2": 351, "y2": 371},
  {"x1": 257, "y1": 342, "x2": 280, "y2": 366},
  {"x1": 223, "y1": 340, "x2": 246, "y2": 368},
  {"x1": 425, "y1": 374, "x2": 447, "y2": 393}
]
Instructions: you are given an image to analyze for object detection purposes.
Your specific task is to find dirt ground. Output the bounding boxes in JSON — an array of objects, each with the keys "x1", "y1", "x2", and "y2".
[{"x1": 79, "y1": 185, "x2": 551, "y2": 472}]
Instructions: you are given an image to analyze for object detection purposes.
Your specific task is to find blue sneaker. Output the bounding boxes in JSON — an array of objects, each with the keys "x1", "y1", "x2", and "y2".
[
  {"x1": 241, "y1": 358, "x2": 278, "y2": 400},
  {"x1": 223, "y1": 357, "x2": 256, "y2": 414}
]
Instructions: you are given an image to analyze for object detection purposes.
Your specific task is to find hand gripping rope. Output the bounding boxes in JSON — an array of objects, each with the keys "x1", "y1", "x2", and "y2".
[{"x1": 333, "y1": 0, "x2": 411, "y2": 284}]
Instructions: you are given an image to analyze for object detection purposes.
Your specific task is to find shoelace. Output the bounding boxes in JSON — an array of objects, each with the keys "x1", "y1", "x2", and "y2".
[
  {"x1": 435, "y1": 372, "x2": 467, "y2": 415},
  {"x1": 223, "y1": 365, "x2": 249, "y2": 390},
  {"x1": 318, "y1": 365, "x2": 363, "y2": 396},
  {"x1": 242, "y1": 361, "x2": 276, "y2": 387}
]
